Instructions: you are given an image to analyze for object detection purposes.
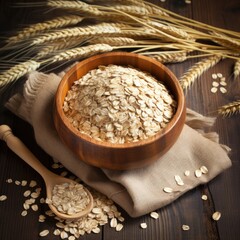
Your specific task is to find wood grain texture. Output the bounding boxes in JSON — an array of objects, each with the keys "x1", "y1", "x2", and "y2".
[{"x1": 0, "y1": 0, "x2": 239, "y2": 240}]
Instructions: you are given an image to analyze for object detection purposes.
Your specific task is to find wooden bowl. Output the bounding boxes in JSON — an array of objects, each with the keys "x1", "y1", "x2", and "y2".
[{"x1": 54, "y1": 52, "x2": 186, "y2": 170}]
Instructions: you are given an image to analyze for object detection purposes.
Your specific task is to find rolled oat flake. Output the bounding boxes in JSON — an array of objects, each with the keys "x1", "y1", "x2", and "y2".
[{"x1": 212, "y1": 211, "x2": 221, "y2": 221}]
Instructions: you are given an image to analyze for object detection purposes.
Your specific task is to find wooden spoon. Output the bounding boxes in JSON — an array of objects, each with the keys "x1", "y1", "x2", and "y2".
[{"x1": 0, "y1": 125, "x2": 93, "y2": 220}]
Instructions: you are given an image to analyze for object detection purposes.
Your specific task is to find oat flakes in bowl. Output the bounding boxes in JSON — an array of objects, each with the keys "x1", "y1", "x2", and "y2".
[{"x1": 54, "y1": 52, "x2": 186, "y2": 170}]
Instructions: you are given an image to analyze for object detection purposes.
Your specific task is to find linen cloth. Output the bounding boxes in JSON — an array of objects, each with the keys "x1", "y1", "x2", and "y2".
[{"x1": 5, "y1": 71, "x2": 232, "y2": 217}]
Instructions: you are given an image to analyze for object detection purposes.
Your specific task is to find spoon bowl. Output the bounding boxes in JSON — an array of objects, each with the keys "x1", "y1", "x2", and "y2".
[{"x1": 0, "y1": 125, "x2": 93, "y2": 220}]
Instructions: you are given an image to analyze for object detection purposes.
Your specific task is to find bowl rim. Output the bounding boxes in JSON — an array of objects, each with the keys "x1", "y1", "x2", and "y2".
[{"x1": 55, "y1": 52, "x2": 185, "y2": 149}]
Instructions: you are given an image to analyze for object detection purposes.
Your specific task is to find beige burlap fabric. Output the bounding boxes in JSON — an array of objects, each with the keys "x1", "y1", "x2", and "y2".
[{"x1": 6, "y1": 71, "x2": 232, "y2": 217}]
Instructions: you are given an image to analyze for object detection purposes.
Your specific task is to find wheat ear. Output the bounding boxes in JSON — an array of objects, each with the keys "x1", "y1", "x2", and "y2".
[
  {"x1": 147, "y1": 20, "x2": 191, "y2": 40},
  {"x1": 210, "y1": 31, "x2": 240, "y2": 51},
  {"x1": 142, "y1": 51, "x2": 188, "y2": 63},
  {"x1": 49, "y1": 44, "x2": 113, "y2": 63},
  {"x1": 218, "y1": 100, "x2": 240, "y2": 117},
  {"x1": 179, "y1": 55, "x2": 222, "y2": 89},
  {"x1": 32, "y1": 23, "x2": 124, "y2": 45},
  {"x1": 36, "y1": 38, "x2": 86, "y2": 58},
  {"x1": 0, "y1": 60, "x2": 40, "y2": 87},
  {"x1": 7, "y1": 15, "x2": 84, "y2": 44},
  {"x1": 88, "y1": 37, "x2": 136, "y2": 46},
  {"x1": 47, "y1": 0, "x2": 102, "y2": 15},
  {"x1": 234, "y1": 59, "x2": 240, "y2": 79}
]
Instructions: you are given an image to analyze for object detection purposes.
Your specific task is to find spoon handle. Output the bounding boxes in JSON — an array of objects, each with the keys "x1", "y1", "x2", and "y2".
[{"x1": 0, "y1": 125, "x2": 53, "y2": 180}]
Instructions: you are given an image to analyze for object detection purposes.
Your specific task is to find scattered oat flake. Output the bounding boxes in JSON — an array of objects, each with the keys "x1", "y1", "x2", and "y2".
[
  {"x1": 220, "y1": 87, "x2": 227, "y2": 93},
  {"x1": 39, "y1": 230, "x2": 49, "y2": 237},
  {"x1": 21, "y1": 180, "x2": 28, "y2": 186},
  {"x1": 60, "y1": 231, "x2": 68, "y2": 239},
  {"x1": 31, "y1": 204, "x2": 38, "y2": 211},
  {"x1": 200, "y1": 166, "x2": 208, "y2": 174},
  {"x1": 140, "y1": 223, "x2": 147, "y2": 229},
  {"x1": 211, "y1": 87, "x2": 218, "y2": 93},
  {"x1": 212, "y1": 211, "x2": 221, "y2": 221},
  {"x1": 185, "y1": 0, "x2": 191, "y2": 3},
  {"x1": 68, "y1": 236, "x2": 75, "y2": 240},
  {"x1": 21, "y1": 210, "x2": 28, "y2": 216},
  {"x1": 217, "y1": 73, "x2": 223, "y2": 78},
  {"x1": 23, "y1": 203, "x2": 30, "y2": 210},
  {"x1": 92, "y1": 227, "x2": 101, "y2": 233},
  {"x1": 23, "y1": 190, "x2": 31, "y2": 197},
  {"x1": 116, "y1": 223, "x2": 124, "y2": 231},
  {"x1": 29, "y1": 180, "x2": 37, "y2": 187},
  {"x1": 195, "y1": 169, "x2": 202, "y2": 178},
  {"x1": 110, "y1": 217, "x2": 118, "y2": 228},
  {"x1": 212, "y1": 73, "x2": 217, "y2": 79},
  {"x1": 0, "y1": 195, "x2": 7, "y2": 201},
  {"x1": 184, "y1": 170, "x2": 190, "y2": 176},
  {"x1": 6, "y1": 178, "x2": 13, "y2": 183},
  {"x1": 182, "y1": 224, "x2": 190, "y2": 231},
  {"x1": 220, "y1": 77, "x2": 226, "y2": 81},
  {"x1": 39, "y1": 215, "x2": 46, "y2": 222},
  {"x1": 220, "y1": 81, "x2": 227, "y2": 86},
  {"x1": 163, "y1": 187, "x2": 173, "y2": 193},
  {"x1": 212, "y1": 81, "x2": 219, "y2": 87},
  {"x1": 53, "y1": 229, "x2": 61, "y2": 235},
  {"x1": 15, "y1": 180, "x2": 21, "y2": 185},
  {"x1": 52, "y1": 163, "x2": 60, "y2": 169},
  {"x1": 40, "y1": 198, "x2": 45, "y2": 204},
  {"x1": 150, "y1": 211, "x2": 159, "y2": 219},
  {"x1": 201, "y1": 195, "x2": 208, "y2": 200}
]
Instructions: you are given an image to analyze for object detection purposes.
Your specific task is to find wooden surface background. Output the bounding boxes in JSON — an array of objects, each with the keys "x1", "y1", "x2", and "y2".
[{"x1": 0, "y1": 0, "x2": 239, "y2": 240}]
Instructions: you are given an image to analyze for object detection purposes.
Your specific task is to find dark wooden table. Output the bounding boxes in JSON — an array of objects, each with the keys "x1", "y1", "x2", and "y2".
[{"x1": 0, "y1": 1, "x2": 239, "y2": 240}]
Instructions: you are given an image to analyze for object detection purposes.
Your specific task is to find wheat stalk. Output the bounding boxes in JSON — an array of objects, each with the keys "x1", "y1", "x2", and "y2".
[
  {"x1": 49, "y1": 44, "x2": 113, "y2": 63},
  {"x1": 0, "y1": 60, "x2": 40, "y2": 87},
  {"x1": 7, "y1": 15, "x2": 84, "y2": 44},
  {"x1": 47, "y1": 0, "x2": 102, "y2": 16},
  {"x1": 142, "y1": 51, "x2": 188, "y2": 63},
  {"x1": 179, "y1": 55, "x2": 222, "y2": 89},
  {"x1": 234, "y1": 59, "x2": 240, "y2": 79},
  {"x1": 218, "y1": 100, "x2": 240, "y2": 117},
  {"x1": 32, "y1": 23, "x2": 124, "y2": 45}
]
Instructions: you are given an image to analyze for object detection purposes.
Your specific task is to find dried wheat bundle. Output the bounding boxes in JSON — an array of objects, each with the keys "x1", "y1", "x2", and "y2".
[
  {"x1": 1, "y1": 0, "x2": 240, "y2": 111},
  {"x1": 179, "y1": 55, "x2": 222, "y2": 89},
  {"x1": 218, "y1": 100, "x2": 240, "y2": 117}
]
